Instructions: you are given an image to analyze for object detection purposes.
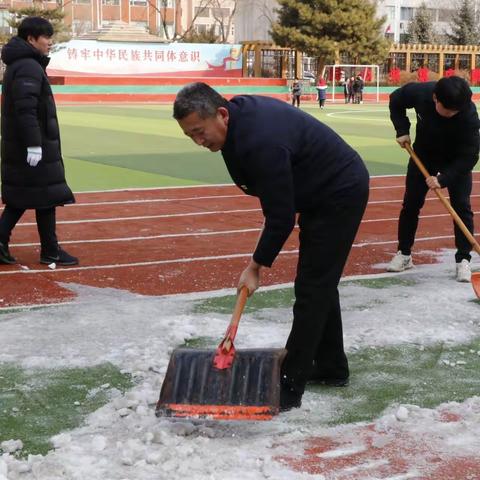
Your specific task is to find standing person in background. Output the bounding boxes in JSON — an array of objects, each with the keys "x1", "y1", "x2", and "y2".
[
  {"x1": 0, "y1": 17, "x2": 78, "y2": 266},
  {"x1": 291, "y1": 78, "x2": 302, "y2": 108},
  {"x1": 355, "y1": 75, "x2": 365, "y2": 104},
  {"x1": 173, "y1": 82, "x2": 369, "y2": 411},
  {"x1": 316, "y1": 78, "x2": 328, "y2": 109},
  {"x1": 387, "y1": 76, "x2": 479, "y2": 282},
  {"x1": 347, "y1": 76, "x2": 355, "y2": 104}
]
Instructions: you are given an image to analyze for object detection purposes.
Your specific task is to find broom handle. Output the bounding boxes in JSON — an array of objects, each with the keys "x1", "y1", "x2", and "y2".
[{"x1": 405, "y1": 143, "x2": 480, "y2": 255}]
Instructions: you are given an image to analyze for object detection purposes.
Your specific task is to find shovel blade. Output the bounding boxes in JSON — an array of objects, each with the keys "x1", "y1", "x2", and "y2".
[
  {"x1": 472, "y1": 272, "x2": 480, "y2": 299},
  {"x1": 156, "y1": 347, "x2": 286, "y2": 420}
]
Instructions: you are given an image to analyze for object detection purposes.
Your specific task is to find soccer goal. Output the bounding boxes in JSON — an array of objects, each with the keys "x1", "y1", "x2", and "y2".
[{"x1": 324, "y1": 64, "x2": 380, "y2": 103}]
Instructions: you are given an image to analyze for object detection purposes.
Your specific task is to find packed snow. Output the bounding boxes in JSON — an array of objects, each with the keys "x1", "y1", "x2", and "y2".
[{"x1": 0, "y1": 249, "x2": 479, "y2": 479}]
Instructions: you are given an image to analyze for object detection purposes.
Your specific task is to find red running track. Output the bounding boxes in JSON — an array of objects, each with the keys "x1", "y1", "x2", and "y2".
[{"x1": 1, "y1": 173, "x2": 479, "y2": 308}]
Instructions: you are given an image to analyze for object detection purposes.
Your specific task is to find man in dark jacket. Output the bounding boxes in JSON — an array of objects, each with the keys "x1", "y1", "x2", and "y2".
[
  {"x1": 387, "y1": 76, "x2": 479, "y2": 282},
  {"x1": 0, "y1": 17, "x2": 78, "y2": 266},
  {"x1": 173, "y1": 82, "x2": 369, "y2": 411}
]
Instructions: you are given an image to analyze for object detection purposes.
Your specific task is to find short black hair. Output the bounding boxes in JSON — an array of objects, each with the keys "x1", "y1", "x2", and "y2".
[
  {"x1": 173, "y1": 82, "x2": 228, "y2": 120},
  {"x1": 17, "y1": 17, "x2": 54, "y2": 41},
  {"x1": 433, "y1": 76, "x2": 472, "y2": 111}
]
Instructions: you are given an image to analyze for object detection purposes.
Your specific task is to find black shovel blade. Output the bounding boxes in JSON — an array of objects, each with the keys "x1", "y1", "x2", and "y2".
[{"x1": 156, "y1": 347, "x2": 286, "y2": 420}]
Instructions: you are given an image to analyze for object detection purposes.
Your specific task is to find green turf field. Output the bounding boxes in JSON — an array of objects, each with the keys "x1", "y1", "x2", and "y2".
[{"x1": 58, "y1": 103, "x2": 429, "y2": 191}]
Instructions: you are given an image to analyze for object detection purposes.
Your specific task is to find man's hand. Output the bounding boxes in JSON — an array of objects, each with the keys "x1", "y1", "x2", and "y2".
[
  {"x1": 27, "y1": 146, "x2": 42, "y2": 167},
  {"x1": 426, "y1": 175, "x2": 441, "y2": 190},
  {"x1": 396, "y1": 135, "x2": 411, "y2": 148},
  {"x1": 238, "y1": 260, "x2": 261, "y2": 296}
]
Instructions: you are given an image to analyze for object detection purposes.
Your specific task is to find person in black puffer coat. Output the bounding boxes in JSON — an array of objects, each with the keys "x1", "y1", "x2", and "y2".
[{"x1": 0, "y1": 17, "x2": 78, "y2": 266}]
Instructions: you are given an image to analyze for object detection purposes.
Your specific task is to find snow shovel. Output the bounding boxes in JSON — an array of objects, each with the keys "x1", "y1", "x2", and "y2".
[
  {"x1": 405, "y1": 143, "x2": 480, "y2": 298},
  {"x1": 156, "y1": 287, "x2": 287, "y2": 420}
]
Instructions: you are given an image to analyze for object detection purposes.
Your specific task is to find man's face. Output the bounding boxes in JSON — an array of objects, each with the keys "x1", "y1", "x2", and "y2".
[
  {"x1": 178, "y1": 107, "x2": 229, "y2": 152},
  {"x1": 27, "y1": 35, "x2": 53, "y2": 56},
  {"x1": 433, "y1": 94, "x2": 459, "y2": 118}
]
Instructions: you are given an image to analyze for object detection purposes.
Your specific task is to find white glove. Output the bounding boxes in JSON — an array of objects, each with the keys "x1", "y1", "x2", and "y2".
[{"x1": 27, "y1": 146, "x2": 42, "y2": 167}]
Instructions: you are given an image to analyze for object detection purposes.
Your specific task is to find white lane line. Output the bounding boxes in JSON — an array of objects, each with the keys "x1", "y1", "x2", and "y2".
[
  {"x1": 12, "y1": 204, "x2": 480, "y2": 229},
  {"x1": 72, "y1": 194, "x2": 246, "y2": 207},
  {"x1": 10, "y1": 210, "x2": 479, "y2": 248},
  {"x1": 10, "y1": 228, "x2": 261, "y2": 247},
  {"x1": 14, "y1": 208, "x2": 261, "y2": 226},
  {"x1": 0, "y1": 233, "x2": 459, "y2": 276}
]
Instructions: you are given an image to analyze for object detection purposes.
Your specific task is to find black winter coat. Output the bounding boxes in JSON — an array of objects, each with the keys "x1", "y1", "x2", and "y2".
[
  {"x1": 1, "y1": 36, "x2": 74, "y2": 209},
  {"x1": 221, "y1": 95, "x2": 369, "y2": 267},
  {"x1": 389, "y1": 81, "x2": 480, "y2": 187}
]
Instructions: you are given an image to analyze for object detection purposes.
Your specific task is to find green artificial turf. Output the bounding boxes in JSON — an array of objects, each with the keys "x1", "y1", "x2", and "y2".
[
  {"x1": 312, "y1": 339, "x2": 480, "y2": 426},
  {"x1": 0, "y1": 363, "x2": 132, "y2": 456},
  {"x1": 52, "y1": 103, "x2": 423, "y2": 191}
]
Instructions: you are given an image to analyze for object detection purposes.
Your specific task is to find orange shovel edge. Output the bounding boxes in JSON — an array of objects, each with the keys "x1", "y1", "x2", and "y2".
[
  {"x1": 159, "y1": 403, "x2": 277, "y2": 421},
  {"x1": 405, "y1": 144, "x2": 480, "y2": 299}
]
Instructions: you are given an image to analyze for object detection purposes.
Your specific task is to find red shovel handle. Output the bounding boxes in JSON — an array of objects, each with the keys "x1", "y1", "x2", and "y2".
[{"x1": 213, "y1": 286, "x2": 249, "y2": 370}]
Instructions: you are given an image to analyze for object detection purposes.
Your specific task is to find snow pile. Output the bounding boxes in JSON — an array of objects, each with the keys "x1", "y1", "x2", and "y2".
[{"x1": 0, "y1": 251, "x2": 479, "y2": 479}]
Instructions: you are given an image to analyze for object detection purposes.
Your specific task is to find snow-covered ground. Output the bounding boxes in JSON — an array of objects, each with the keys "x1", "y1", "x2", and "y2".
[{"x1": 1, "y1": 250, "x2": 479, "y2": 479}]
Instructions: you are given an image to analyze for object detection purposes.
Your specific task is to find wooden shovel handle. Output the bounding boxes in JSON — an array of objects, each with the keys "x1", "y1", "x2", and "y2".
[
  {"x1": 405, "y1": 143, "x2": 480, "y2": 256},
  {"x1": 219, "y1": 286, "x2": 249, "y2": 349}
]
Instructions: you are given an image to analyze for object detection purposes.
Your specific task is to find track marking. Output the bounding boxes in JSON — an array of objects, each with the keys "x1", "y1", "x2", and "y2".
[
  {"x1": 14, "y1": 209, "x2": 261, "y2": 226},
  {"x1": 0, "y1": 234, "x2": 461, "y2": 276},
  {"x1": 72, "y1": 194, "x2": 246, "y2": 207}
]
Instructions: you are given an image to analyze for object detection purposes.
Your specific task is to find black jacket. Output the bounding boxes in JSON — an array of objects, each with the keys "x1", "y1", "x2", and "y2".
[
  {"x1": 221, "y1": 95, "x2": 369, "y2": 267},
  {"x1": 1, "y1": 36, "x2": 74, "y2": 209},
  {"x1": 389, "y1": 82, "x2": 480, "y2": 187}
]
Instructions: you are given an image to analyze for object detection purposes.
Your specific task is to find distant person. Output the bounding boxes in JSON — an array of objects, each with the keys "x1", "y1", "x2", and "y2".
[
  {"x1": 347, "y1": 76, "x2": 355, "y2": 103},
  {"x1": 173, "y1": 82, "x2": 369, "y2": 411},
  {"x1": 355, "y1": 75, "x2": 364, "y2": 104},
  {"x1": 291, "y1": 78, "x2": 302, "y2": 108},
  {"x1": 316, "y1": 79, "x2": 328, "y2": 109},
  {"x1": 387, "y1": 76, "x2": 479, "y2": 282},
  {"x1": 0, "y1": 17, "x2": 78, "y2": 266}
]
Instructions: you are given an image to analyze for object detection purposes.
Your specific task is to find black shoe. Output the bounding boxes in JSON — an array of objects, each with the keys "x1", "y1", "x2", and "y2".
[
  {"x1": 40, "y1": 248, "x2": 79, "y2": 266},
  {"x1": 279, "y1": 384, "x2": 302, "y2": 412},
  {"x1": 307, "y1": 376, "x2": 349, "y2": 387},
  {"x1": 0, "y1": 241, "x2": 16, "y2": 264}
]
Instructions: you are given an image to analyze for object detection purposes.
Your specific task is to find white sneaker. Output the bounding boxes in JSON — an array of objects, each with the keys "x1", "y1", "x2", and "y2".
[
  {"x1": 386, "y1": 251, "x2": 413, "y2": 272},
  {"x1": 456, "y1": 259, "x2": 471, "y2": 283}
]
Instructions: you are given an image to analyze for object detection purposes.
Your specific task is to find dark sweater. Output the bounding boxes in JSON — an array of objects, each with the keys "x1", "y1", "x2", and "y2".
[
  {"x1": 389, "y1": 82, "x2": 480, "y2": 187},
  {"x1": 221, "y1": 95, "x2": 369, "y2": 267}
]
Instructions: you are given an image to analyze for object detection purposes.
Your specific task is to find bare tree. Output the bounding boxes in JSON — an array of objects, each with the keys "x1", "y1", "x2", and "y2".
[{"x1": 209, "y1": 0, "x2": 237, "y2": 43}]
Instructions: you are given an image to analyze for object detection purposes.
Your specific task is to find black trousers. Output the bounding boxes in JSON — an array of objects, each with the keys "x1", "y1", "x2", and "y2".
[
  {"x1": 281, "y1": 179, "x2": 369, "y2": 395},
  {"x1": 398, "y1": 160, "x2": 474, "y2": 262},
  {"x1": 292, "y1": 95, "x2": 301, "y2": 107},
  {"x1": 0, "y1": 206, "x2": 58, "y2": 254}
]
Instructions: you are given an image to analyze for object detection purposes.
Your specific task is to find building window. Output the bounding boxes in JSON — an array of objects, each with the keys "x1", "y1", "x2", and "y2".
[
  {"x1": 212, "y1": 7, "x2": 230, "y2": 17},
  {"x1": 194, "y1": 6, "x2": 210, "y2": 17},
  {"x1": 130, "y1": 0, "x2": 147, "y2": 5},
  {"x1": 400, "y1": 7, "x2": 414, "y2": 21},
  {"x1": 476, "y1": 54, "x2": 480, "y2": 68},
  {"x1": 102, "y1": 0, "x2": 120, "y2": 5},
  {"x1": 74, "y1": 0, "x2": 91, "y2": 3},
  {"x1": 195, "y1": 24, "x2": 207, "y2": 33}
]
